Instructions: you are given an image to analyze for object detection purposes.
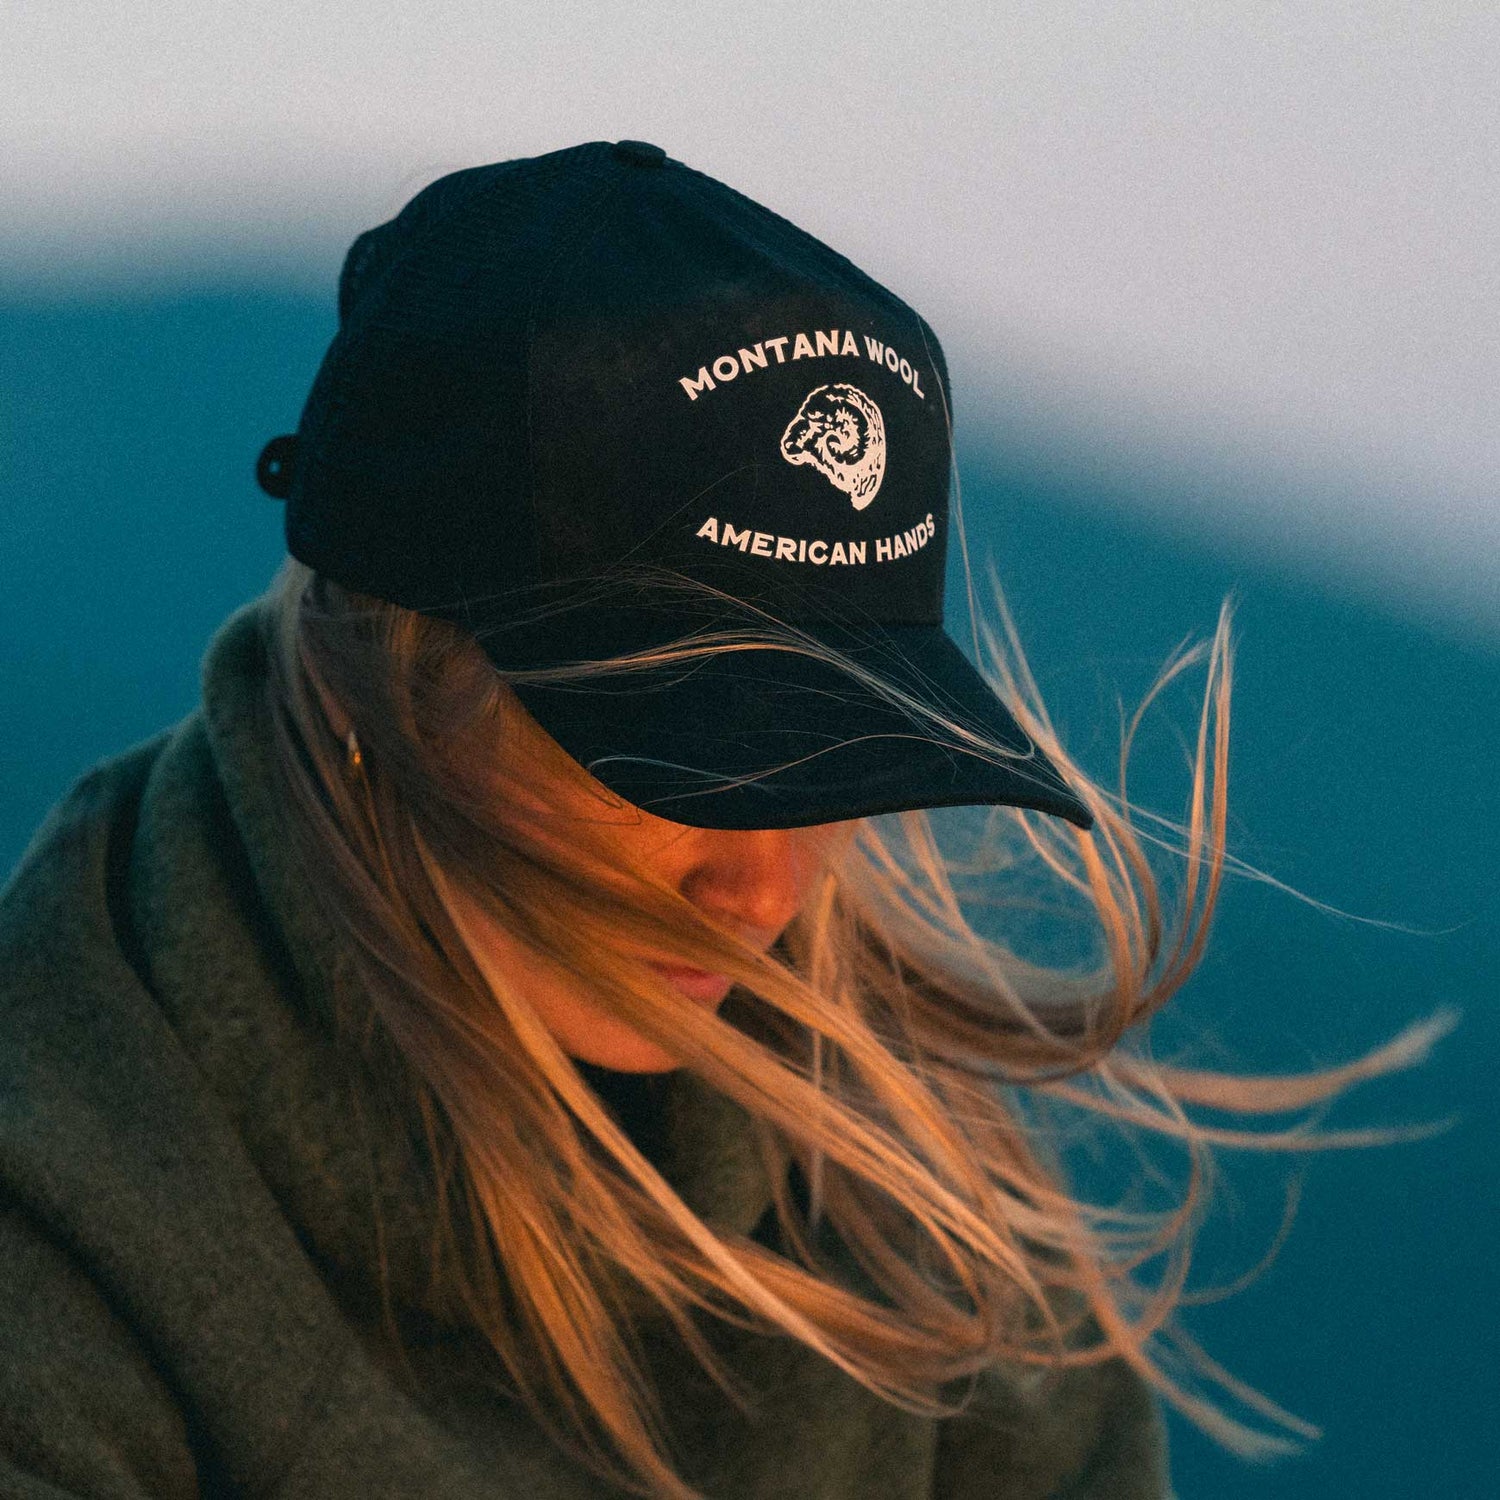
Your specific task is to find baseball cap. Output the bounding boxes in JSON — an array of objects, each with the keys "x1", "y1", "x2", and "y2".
[{"x1": 254, "y1": 139, "x2": 1093, "y2": 832}]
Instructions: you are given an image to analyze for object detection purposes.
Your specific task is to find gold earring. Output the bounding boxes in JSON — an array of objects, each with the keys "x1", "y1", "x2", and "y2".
[{"x1": 345, "y1": 726, "x2": 364, "y2": 776}]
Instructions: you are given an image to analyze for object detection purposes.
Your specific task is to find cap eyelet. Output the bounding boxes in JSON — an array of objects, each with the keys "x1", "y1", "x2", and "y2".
[{"x1": 256, "y1": 434, "x2": 299, "y2": 499}]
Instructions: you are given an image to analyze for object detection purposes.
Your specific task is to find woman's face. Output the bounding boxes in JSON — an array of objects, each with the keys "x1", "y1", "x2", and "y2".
[{"x1": 483, "y1": 700, "x2": 857, "y2": 1073}]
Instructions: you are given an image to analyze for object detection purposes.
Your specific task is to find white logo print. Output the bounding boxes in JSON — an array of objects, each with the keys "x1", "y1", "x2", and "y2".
[{"x1": 779, "y1": 383, "x2": 887, "y2": 510}]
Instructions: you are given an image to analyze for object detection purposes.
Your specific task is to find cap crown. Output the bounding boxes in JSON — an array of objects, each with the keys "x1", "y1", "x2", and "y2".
[{"x1": 285, "y1": 141, "x2": 954, "y2": 640}]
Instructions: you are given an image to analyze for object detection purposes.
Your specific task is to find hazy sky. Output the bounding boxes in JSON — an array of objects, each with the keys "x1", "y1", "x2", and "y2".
[{"x1": 4, "y1": 2, "x2": 1494, "y2": 626}]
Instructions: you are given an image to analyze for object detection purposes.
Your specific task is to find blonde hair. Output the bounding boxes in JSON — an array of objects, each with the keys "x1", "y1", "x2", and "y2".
[{"x1": 258, "y1": 551, "x2": 1444, "y2": 1500}]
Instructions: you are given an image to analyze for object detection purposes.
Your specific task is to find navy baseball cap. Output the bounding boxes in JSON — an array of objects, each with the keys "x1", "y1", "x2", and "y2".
[{"x1": 255, "y1": 139, "x2": 1092, "y2": 831}]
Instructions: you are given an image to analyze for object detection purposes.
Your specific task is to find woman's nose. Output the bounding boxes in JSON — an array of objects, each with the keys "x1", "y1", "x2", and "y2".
[{"x1": 679, "y1": 830, "x2": 808, "y2": 940}]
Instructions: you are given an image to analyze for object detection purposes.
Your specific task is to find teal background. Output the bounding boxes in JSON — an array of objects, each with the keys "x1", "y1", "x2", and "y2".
[{"x1": 2, "y1": 286, "x2": 1495, "y2": 1498}]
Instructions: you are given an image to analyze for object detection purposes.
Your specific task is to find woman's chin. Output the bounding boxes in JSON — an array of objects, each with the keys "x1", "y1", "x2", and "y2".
[{"x1": 558, "y1": 1004, "x2": 691, "y2": 1072}]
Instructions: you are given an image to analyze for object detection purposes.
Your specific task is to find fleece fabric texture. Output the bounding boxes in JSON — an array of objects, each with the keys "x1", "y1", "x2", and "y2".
[{"x1": 0, "y1": 600, "x2": 1170, "y2": 1499}]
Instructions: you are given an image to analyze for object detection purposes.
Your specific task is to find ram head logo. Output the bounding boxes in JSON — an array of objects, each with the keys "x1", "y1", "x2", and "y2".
[{"x1": 779, "y1": 383, "x2": 887, "y2": 509}]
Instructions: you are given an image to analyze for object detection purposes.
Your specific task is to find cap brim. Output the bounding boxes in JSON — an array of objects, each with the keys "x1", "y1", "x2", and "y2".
[{"x1": 494, "y1": 615, "x2": 1093, "y2": 832}]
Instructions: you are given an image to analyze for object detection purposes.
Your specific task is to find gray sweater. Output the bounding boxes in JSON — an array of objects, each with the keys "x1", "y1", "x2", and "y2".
[{"x1": 0, "y1": 601, "x2": 1169, "y2": 1498}]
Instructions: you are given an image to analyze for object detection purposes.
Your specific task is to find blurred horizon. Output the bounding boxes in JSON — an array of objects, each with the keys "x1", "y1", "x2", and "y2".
[{"x1": 4, "y1": 267, "x2": 1492, "y2": 650}]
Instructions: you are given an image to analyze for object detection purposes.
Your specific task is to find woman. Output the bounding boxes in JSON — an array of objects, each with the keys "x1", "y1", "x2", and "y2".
[{"x1": 0, "y1": 140, "x2": 1441, "y2": 1499}]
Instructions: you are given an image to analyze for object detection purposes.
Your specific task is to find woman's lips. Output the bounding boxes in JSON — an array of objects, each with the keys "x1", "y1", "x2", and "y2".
[{"x1": 647, "y1": 962, "x2": 732, "y2": 1002}]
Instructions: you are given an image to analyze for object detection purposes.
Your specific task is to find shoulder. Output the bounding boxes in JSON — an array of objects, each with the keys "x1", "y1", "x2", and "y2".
[
  {"x1": 0, "y1": 721, "x2": 384, "y2": 1495},
  {"x1": 0, "y1": 720, "x2": 232, "y2": 1269},
  {"x1": 0, "y1": 728, "x2": 171, "y2": 965},
  {"x1": 0, "y1": 731, "x2": 181, "y2": 1147},
  {"x1": 0, "y1": 726, "x2": 179, "y2": 1086}
]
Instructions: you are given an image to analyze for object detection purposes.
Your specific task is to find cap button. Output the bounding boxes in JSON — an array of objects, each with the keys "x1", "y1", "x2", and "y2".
[{"x1": 611, "y1": 140, "x2": 667, "y2": 168}]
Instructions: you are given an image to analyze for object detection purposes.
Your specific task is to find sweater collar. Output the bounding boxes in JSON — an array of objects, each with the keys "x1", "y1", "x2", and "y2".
[{"x1": 126, "y1": 597, "x2": 776, "y2": 1325}]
